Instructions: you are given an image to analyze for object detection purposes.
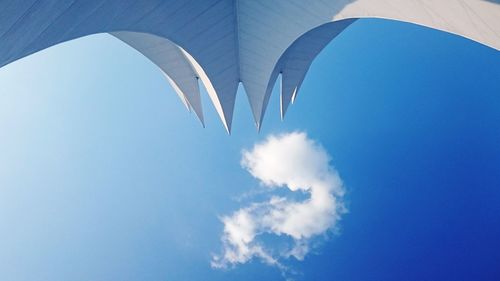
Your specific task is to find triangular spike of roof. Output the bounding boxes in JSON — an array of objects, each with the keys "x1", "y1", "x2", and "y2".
[
  {"x1": 165, "y1": 73, "x2": 190, "y2": 111},
  {"x1": 164, "y1": 74, "x2": 206, "y2": 126},
  {"x1": 179, "y1": 47, "x2": 237, "y2": 133},
  {"x1": 112, "y1": 31, "x2": 205, "y2": 126},
  {"x1": 280, "y1": 72, "x2": 301, "y2": 120}
]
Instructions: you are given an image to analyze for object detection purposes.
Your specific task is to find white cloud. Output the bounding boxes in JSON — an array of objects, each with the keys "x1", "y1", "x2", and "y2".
[{"x1": 212, "y1": 132, "x2": 346, "y2": 269}]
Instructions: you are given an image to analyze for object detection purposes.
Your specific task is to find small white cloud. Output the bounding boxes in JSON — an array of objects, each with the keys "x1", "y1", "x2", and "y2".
[{"x1": 212, "y1": 132, "x2": 346, "y2": 270}]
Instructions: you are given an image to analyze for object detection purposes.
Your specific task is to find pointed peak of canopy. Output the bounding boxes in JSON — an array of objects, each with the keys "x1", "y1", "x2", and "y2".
[
  {"x1": 164, "y1": 74, "x2": 205, "y2": 127},
  {"x1": 178, "y1": 48, "x2": 236, "y2": 134},
  {"x1": 221, "y1": 101, "x2": 235, "y2": 134},
  {"x1": 280, "y1": 88, "x2": 296, "y2": 120},
  {"x1": 244, "y1": 85, "x2": 267, "y2": 131},
  {"x1": 280, "y1": 69, "x2": 307, "y2": 120},
  {"x1": 112, "y1": 31, "x2": 206, "y2": 127},
  {"x1": 243, "y1": 71, "x2": 282, "y2": 131}
]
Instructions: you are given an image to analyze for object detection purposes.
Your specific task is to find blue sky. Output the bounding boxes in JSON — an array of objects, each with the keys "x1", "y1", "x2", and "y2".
[{"x1": 0, "y1": 19, "x2": 499, "y2": 281}]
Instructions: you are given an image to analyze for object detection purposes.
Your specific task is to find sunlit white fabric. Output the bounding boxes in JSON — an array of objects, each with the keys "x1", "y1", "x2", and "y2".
[{"x1": 1, "y1": 0, "x2": 499, "y2": 132}]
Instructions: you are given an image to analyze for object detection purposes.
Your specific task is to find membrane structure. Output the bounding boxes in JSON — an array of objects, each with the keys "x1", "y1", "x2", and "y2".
[{"x1": 1, "y1": 0, "x2": 499, "y2": 131}]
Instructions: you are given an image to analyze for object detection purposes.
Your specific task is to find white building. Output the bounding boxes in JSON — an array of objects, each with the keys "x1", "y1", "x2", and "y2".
[{"x1": 1, "y1": 0, "x2": 499, "y2": 131}]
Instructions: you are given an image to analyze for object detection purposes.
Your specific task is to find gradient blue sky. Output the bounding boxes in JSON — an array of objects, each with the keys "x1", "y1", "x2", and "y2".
[{"x1": 0, "y1": 19, "x2": 499, "y2": 281}]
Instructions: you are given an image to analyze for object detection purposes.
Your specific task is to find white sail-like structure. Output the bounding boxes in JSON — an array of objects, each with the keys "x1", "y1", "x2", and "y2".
[{"x1": 1, "y1": 0, "x2": 499, "y2": 132}]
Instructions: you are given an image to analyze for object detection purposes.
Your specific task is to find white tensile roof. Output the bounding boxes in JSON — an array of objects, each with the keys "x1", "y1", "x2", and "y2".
[{"x1": 1, "y1": 0, "x2": 499, "y2": 132}]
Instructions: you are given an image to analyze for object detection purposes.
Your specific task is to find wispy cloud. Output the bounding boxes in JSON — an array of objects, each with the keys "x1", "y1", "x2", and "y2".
[{"x1": 212, "y1": 132, "x2": 346, "y2": 271}]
